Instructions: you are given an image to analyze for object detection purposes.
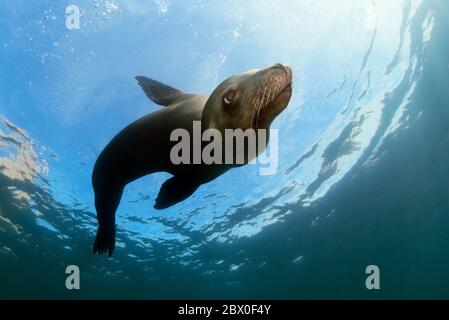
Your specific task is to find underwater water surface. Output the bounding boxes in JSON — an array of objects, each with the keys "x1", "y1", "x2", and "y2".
[{"x1": 0, "y1": 0, "x2": 449, "y2": 299}]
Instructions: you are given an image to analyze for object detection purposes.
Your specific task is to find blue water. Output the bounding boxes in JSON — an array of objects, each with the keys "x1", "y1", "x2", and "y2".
[{"x1": 0, "y1": 0, "x2": 448, "y2": 299}]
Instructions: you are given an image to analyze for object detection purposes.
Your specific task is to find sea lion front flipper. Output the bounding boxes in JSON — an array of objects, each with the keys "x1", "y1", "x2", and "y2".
[
  {"x1": 135, "y1": 76, "x2": 185, "y2": 107},
  {"x1": 154, "y1": 176, "x2": 201, "y2": 210}
]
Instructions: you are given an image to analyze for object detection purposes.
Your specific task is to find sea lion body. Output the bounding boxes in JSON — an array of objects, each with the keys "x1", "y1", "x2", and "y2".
[
  {"x1": 93, "y1": 64, "x2": 293, "y2": 256},
  {"x1": 93, "y1": 94, "x2": 209, "y2": 184}
]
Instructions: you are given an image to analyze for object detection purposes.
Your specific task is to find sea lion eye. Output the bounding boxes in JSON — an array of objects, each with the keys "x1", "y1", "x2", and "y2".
[{"x1": 223, "y1": 90, "x2": 236, "y2": 106}]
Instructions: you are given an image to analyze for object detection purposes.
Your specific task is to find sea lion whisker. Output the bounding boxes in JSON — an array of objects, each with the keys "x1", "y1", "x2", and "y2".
[
  {"x1": 251, "y1": 87, "x2": 264, "y2": 127},
  {"x1": 253, "y1": 87, "x2": 267, "y2": 129},
  {"x1": 250, "y1": 88, "x2": 263, "y2": 129},
  {"x1": 249, "y1": 94, "x2": 259, "y2": 128},
  {"x1": 253, "y1": 91, "x2": 264, "y2": 129},
  {"x1": 255, "y1": 86, "x2": 271, "y2": 129}
]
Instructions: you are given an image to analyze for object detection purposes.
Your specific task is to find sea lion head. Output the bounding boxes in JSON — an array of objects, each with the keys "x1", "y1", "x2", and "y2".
[{"x1": 202, "y1": 63, "x2": 293, "y2": 132}]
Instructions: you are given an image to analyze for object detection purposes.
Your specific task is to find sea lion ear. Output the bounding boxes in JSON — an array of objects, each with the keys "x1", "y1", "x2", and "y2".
[{"x1": 135, "y1": 76, "x2": 185, "y2": 107}]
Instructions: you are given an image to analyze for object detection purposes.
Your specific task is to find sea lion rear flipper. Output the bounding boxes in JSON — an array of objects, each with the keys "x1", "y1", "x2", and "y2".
[
  {"x1": 135, "y1": 76, "x2": 185, "y2": 106},
  {"x1": 154, "y1": 176, "x2": 201, "y2": 210}
]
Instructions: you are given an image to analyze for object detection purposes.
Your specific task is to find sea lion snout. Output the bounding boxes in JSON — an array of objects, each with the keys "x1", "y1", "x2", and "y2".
[
  {"x1": 264, "y1": 63, "x2": 293, "y2": 92},
  {"x1": 272, "y1": 63, "x2": 293, "y2": 81}
]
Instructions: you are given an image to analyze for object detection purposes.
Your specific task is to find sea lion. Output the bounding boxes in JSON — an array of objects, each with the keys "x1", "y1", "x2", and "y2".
[{"x1": 92, "y1": 63, "x2": 293, "y2": 256}]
